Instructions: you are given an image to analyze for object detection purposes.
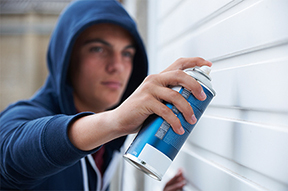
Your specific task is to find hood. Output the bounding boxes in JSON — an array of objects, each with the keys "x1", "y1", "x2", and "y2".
[{"x1": 45, "y1": 0, "x2": 148, "y2": 114}]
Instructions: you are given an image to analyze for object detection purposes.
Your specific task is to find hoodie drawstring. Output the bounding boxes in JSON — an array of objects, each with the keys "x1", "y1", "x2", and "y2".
[
  {"x1": 88, "y1": 154, "x2": 102, "y2": 191},
  {"x1": 81, "y1": 158, "x2": 89, "y2": 191}
]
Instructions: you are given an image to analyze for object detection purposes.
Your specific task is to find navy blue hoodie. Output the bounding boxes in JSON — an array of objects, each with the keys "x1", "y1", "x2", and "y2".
[{"x1": 0, "y1": 0, "x2": 148, "y2": 190}]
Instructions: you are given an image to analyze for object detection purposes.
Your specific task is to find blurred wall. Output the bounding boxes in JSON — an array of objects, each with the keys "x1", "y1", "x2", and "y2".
[
  {"x1": 0, "y1": 1, "x2": 71, "y2": 110},
  {"x1": 1, "y1": 14, "x2": 52, "y2": 110},
  {"x1": 122, "y1": 0, "x2": 288, "y2": 191}
]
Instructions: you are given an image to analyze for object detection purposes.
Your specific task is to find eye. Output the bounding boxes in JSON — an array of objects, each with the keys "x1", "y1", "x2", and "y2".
[
  {"x1": 122, "y1": 49, "x2": 135, "y2": 60},
  {"x1": 122, "y1": 51, "x2": 133, "y2": 58},
  {"x1": 89, "y1": 46, "x2": 103, "y2": 53}
]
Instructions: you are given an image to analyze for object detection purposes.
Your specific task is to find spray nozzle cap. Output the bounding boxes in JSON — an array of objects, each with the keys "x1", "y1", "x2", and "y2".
[
  {"x1": 192, "y1": 66, "x2": 212, "y2": 81},
  {"x1": 199, "y1": 66, "x2": 211, "y2": 75}
]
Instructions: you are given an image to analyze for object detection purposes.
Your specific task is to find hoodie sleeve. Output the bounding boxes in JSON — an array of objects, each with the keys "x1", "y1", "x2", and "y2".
[{"x1": 0, "y1": 104, "x2": 98, "y2": 188}]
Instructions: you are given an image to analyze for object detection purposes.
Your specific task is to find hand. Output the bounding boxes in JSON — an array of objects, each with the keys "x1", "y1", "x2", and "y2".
[
  {"x1": 163, "y1": 169, "x2": 186, "y2": 191},
  {"x1": 68, "y1": 57, "x2": 212, "y2": 151},
  {"x1": 115, "y1": 57, "x2": 212, "y2": 135}
]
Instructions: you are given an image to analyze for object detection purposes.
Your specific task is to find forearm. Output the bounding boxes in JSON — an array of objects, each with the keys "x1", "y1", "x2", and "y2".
[{"x1": 68, "y1": 110, "x2": 126, "y2": 151}]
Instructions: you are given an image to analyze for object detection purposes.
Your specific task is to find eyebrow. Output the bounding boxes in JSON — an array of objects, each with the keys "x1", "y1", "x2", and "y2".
[{"x1": 84, "y1": 38, "x2": 136, "y2": 50}]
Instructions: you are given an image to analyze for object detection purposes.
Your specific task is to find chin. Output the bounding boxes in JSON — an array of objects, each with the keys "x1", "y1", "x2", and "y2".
[{"x1": 105, "y1": 98, "x2": 121, "y2": 110}]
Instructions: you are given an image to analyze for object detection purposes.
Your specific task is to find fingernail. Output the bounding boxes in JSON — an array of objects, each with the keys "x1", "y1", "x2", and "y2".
[
  {"x1": 207, "y1": 60, "x2": 213, "y2": 66},
  {"x1": 182, "y1": 180, "x2": 187, "y2": 186},
  {"x1": 200, "y1": 90, "x2": 207, "y2": 100},
  {"x1": 179, "y1": 126, "x2": 185, "y2": 134},
  {"x1": 191, "y1": 114, "x2": 197, "y2": 124}
]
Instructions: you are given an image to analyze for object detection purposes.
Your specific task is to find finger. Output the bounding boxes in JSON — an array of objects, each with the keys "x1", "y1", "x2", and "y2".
[
  {"x1": 157, "y1": 70, "x2": 207, "y2": 101},
  {"x1": 165, "y1": 169, "x2": 185, "y2": 186},
  {"x1": 162, "y1": 57, "x2": 212, "y2": 73},
  {"x1": 155, "y1": 86, "x2": 196, "y2": 125},
  {"x1": 182, "y1": 75, "x2": 207, "y2": 102},
  {"x1": 151, "y1": 101, "x2": 184, "y2": 135},
  {"x1": 164, "y1": 180, "x2": 186, "y2": 191}
]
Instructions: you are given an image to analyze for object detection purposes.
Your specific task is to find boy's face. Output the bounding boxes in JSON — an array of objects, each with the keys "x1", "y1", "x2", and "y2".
[{"x1": 69, "y1": 23, "x2": 136, "y2": 113}]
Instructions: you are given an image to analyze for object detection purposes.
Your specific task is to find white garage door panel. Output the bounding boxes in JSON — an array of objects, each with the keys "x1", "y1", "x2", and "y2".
[
  {"x1": 155, "y1": 37, "x2": 189, "y2": 73},
  {"x1": 210, "y1": 43, "x2": 288, "y2": 72},
  {"x1": 157, "y1": 35, "x2": 288, "y2": 75},
  {"x1": 211, "y1": 58, "x2": 288, "y2": 110},
  {"x1": 173, "y1": 144, "x2": 288, "y2": 191},
  {"x1": 183, "y1": 0, "x2": 288, "y2": 61},
  {"x1": 205, "y1": 106, "x2": 288, "y2": 129},
  {"x1": 168, "y1": 149, "x2": 268, "y2": 191},
  {"x1": 157, "y1": 0, "x2": 181, "y2": 20},
  {"x1": 157, "y1": 0, "x2": 240, "y2": 46},
  {"x1": 188, "y1": 117, "x2": 288, "y2": 184}
]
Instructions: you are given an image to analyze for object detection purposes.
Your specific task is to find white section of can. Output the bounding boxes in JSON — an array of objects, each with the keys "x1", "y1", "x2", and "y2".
[{"x1": 139, "y1": 144, "x2": 172, "y2": 179}]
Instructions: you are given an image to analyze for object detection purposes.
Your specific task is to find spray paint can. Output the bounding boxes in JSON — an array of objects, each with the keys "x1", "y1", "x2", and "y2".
[{"x1": 123, "y1": 66, "x2": 216, "y2": 181}]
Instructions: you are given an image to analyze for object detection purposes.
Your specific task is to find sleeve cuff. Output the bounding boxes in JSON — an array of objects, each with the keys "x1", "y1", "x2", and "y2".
[{"x1": 41, "y1": 112, "x2": 100, "y2": 167}]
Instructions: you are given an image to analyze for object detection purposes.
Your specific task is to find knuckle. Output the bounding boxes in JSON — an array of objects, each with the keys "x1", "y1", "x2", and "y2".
[
  {"x1": 170, "y1": 117, "x2": 181, "y2": 129},
  {"x1": 186, "y1": 103, "x2": 194, "y2": 115},
  {"x1": 193, "y1": 80, "x2": 202, "y2": 89},
  {"x1": 189, "y1": 79, "x2": 201, "y2": 91},
  {"x1": 141, "y1": 79, "x2": 155, "y2": 92},
  {"x1": 194, "y1": 57, "x2": 205, "y2": 61},
  {"x1": 140, "y1": 82, "x2": 151, "y2": 91},
  {"x1": 196, "y1": 82, "x2": 203, "y2": 92},
  {"x1": 177, "y1": 99, "x2": 193, "y2": 116},
  {"x1": 176, "y1": 57, "x2": 185, "y2": 62},
  {"x1": 176, "y1": 57, "x2": 186, "y2": 67},
  {"x1": 169, "y1": 90, "x2": 181, "y2": 100},
  {"x1": 139, "y1": 92, "x2": 155, "y2": 104},
  {"x1": 174, "y1": 70, "x2": 186, "y2": 83},
  {"x1": 175, "y1": 69, "x2": 184, "y2": 76},
  {"x1": 141, "y1": 93, "x2": 153, "y2": 103},
  {"x1": 144, "y1": 74, "x2": 157, "y2": 82},
  {"x1": 159, "y1": 105, "x2": 172, "y2": 116}
]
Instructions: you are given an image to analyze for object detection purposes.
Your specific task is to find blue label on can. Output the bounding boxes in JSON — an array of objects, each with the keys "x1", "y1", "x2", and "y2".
[{"x1": 125, "y1": 85, "x2": 213, "y2": 161}]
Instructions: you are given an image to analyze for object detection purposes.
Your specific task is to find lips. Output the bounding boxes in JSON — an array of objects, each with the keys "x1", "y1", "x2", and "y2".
[{"x1": 101, "y1": 81, "x2": 122, "y2": 90}]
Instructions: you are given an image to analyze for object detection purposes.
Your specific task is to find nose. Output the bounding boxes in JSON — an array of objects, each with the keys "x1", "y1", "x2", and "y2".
[{"x1": 106, "y1": 52, "x2": 124, "y2": 74}]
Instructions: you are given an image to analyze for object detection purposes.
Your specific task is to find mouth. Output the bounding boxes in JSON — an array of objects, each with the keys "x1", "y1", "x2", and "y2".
[{"x1": 101, "y1": 81, "x2": 122, "y2": 90}]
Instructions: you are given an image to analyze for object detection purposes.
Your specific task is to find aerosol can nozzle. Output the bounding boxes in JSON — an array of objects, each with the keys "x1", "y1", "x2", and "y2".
[{"x1": 199, "y1": 66, "x2": 211, "y2": 75}]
